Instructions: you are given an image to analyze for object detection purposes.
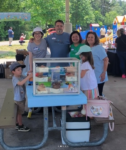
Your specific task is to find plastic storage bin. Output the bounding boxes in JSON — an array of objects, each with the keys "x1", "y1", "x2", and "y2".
[{"x1": 61, "y1": 111, "x2": 90, "y2": 144}]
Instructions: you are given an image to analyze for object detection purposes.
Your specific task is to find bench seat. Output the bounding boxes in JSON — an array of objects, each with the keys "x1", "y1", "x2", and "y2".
[
  {"x1": 0, "y1": 88, "x2": 17, "y2": 128},
  {"x1": 94, "y1": 117, "x2": 115, "y2": 124}
]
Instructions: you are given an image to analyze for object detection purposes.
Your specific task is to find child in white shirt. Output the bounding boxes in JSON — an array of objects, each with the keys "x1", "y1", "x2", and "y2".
[{"x1": 76, "y1": 45, "x2": 98, "y2": 114}]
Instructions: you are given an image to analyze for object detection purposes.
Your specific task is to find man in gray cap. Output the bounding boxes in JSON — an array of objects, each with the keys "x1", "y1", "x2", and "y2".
[{"x1": 10, "y1": 62, "x2": 33, "y2": 132}]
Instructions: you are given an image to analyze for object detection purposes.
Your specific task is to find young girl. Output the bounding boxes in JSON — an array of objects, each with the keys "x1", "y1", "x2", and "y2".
[
  {"x1": 76, "y1": 45, "x2": 98, "y2": 114},
  {"x1": 19, "y1": 33, "x2": 26, "y2": 45}
]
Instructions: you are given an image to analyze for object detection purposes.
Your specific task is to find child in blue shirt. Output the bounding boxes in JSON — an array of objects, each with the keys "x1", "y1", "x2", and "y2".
[{"x1": 10, "y1": 62, "x2": 33, "y2": 132}]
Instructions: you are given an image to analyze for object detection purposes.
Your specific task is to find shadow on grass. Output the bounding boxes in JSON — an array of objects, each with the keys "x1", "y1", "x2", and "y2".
[{"x1": 0, "y1": 51, "x2": 16, "y2": 58}]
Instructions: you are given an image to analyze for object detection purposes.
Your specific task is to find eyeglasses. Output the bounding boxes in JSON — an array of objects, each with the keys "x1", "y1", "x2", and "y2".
[{"x1": 34, "y1": 32, "x2": 41, "y2": 35}]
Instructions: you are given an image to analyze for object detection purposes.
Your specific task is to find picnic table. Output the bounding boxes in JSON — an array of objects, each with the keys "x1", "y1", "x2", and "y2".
[{"x1": 0, "y1": 86, "x2": 109, "y2": 150}]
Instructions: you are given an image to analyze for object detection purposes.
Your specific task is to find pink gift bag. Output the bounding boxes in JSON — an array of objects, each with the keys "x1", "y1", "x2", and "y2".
[
  {"x1": 85, "y1": 99, "x2": 114, "y2": 131},
  {"x1": 86, "y1": 99, "x2": 111, "y2": 118}
]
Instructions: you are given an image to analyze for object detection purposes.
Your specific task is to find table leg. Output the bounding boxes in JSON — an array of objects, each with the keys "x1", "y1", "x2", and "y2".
[
  {"x1": 61, "y1": 109, "x2": 108, "y2": 147},
  {"x1": 0, "y1": 107, "x2": 49, "y2": 150},
  {"x1": 52, "y1": 107, "x2": 57, "y2": 127}
]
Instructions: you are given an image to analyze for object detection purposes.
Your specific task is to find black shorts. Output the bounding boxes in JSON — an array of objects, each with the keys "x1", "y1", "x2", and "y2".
[{"x1": 19, "y1": 41, "x2": 25, "y2": 43}]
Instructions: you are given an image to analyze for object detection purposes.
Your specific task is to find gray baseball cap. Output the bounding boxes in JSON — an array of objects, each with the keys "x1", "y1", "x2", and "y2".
[{"x1": 10, "y1": 62, "x2": 25, "y2": 72}]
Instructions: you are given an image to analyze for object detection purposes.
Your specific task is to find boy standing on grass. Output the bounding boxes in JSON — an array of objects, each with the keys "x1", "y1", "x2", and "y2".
[{"x1": 10, "y1": 62, "x2": 33, "y2": 132}]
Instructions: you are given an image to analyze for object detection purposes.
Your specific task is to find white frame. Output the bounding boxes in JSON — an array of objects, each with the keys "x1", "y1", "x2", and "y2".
[{"x1": 33, "y1": 58, "x2": 80, "y2": 96}]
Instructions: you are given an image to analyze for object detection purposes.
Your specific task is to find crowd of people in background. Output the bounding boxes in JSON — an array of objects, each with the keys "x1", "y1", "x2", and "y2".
[
  {"x1": 8, "y1": 28, "x2": 26, "y2": 46},
  {"x1": 100, "y1": 26, "x2": 112, "y2": 38}
]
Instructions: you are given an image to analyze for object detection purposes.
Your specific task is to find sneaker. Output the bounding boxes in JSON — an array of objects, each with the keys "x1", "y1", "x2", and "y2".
[
  {"x1": 27, "y1": 111, "x2": 32, "y2": 119},
  {"x1": 18, "y1": 125, "x2": 30, "y2": 132},
  {"x1": 122, "y1": 74, "x2": 125, "y2": 79},
  {"x1": 98, "y1": 96, "x2": 107, "y2": 100},
  {"x1": 15, "y1": 123, "x2": 19, "y2": 130}
]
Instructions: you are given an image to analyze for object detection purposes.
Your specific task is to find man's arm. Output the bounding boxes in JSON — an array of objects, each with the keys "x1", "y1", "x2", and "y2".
[
  {"x1": 44, "y1": 37, "x2": 49, "y2": 47},
  {"x1": 29, "y1": 37, "x2": 49, "y2": 47}
]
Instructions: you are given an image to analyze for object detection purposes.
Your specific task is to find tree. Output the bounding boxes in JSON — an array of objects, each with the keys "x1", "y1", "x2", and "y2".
[
  {"x1": 0, "y1": 0, "x2": 21, "y2": 12},
  {"x1": 94, "y1": 11, "x2": 103, "y2": 26},
  {"x1": 104, "y1": 11, "x2": 118, "y2": 25},
  {"x1": 24, "y1": 0, "x2": 65, "y2": 28},
  {"x1": 1, "y1": 0, "x2": 126, "y2": 41},
  {"x1": 70, "y1": 0, "x2": 95, "y2": 29}
]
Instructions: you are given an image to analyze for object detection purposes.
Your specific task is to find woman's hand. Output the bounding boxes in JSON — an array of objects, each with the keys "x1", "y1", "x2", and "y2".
[
  {"x1": 28, "y1": 70, "x2": 33, "y2": 74},
  {"x1": 100, "y1": 72, "x2": 105, "y2": 82}
]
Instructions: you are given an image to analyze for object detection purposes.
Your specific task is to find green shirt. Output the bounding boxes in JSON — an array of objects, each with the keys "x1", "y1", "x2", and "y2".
[{"x1": 70, "y1": 43, "x2": 85, "y2": 59}]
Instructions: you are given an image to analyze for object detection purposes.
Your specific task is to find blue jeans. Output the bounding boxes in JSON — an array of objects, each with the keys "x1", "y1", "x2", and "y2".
[{"x1": 117, "y1": 51, "x2": 126, "y2": 75}]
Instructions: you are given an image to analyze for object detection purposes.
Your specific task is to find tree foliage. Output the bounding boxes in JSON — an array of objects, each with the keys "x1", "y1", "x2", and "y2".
[
  {"x1": 22, "y1": 0, "x2": 65, "y2": 28},
  {"x1": 1, "y1": 0, "x2": 126, "y2": 41},
  {"x1": 70, "y1": 0, "x2": 95, "y2": 29}
]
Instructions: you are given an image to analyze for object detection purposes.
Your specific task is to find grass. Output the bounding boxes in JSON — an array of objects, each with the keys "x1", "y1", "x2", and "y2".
[{"x1": 0, "y1": 41, "x2": 28, "y2": 59}]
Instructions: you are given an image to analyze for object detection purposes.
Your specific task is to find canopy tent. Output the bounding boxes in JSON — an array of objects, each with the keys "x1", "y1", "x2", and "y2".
[
  {"x1": 0, "y1": 12, "x2": 31, "y2": 21},
  {"x1": 113, "y1": 18, "x2": 117, "y2": 25},
  {"x1": 116, "y1": 16, "x2": 123, "y2": 23},
  {"x1": 113, "y1": 16, "x2": 123, "y2": 25},
  {"x1": 122, "y1": 15, "x2": 126, "y2": 25}
]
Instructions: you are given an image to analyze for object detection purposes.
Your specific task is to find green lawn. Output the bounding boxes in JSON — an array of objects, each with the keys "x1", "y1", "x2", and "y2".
[{"x1": 0, "y1": 42, "x2": 28, "y2": 58}]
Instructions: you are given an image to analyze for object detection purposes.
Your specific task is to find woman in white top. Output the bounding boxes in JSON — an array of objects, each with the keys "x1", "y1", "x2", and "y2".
[
  {"x1": 85, "y1": 31, "x2": 108, "y2": 99},
  {"x1": 76, "y1": 45, "x2": 98, "y2": 99}
]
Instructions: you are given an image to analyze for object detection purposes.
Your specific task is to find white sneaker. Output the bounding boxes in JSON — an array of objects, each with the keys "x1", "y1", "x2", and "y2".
[{"x1": 98, "y1": 96, "x2": 107, "y2": 100}]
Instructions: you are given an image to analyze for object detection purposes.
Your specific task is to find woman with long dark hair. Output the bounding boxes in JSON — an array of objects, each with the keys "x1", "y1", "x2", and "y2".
[{"x1": 85, "y1": 32, "x2": 109, "y2": 99}]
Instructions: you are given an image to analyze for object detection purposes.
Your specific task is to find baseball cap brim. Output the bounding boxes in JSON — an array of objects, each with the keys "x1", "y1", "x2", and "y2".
[
  {"x1": 76, "y1": 45, "x2": 91, "y2": 55},
  {"x1": 76, "y1": 51, "x2": 81, "y2": 55},
  {"x1": 21, "y1": 65, "x2": 26, "y2": 68}
]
